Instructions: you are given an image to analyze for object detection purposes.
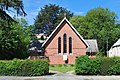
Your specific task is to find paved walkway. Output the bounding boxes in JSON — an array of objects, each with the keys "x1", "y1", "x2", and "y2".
[{"x1": 0, "y1": 70, "x2": 120, "y2": 80}]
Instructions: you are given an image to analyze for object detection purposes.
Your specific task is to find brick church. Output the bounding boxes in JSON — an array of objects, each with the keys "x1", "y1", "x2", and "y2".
[{"x1": 29, "y1": 17, "x2": 99, "y2": 64}]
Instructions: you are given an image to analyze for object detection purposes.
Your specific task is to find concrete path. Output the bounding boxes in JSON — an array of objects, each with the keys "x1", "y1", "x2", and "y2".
[{"x1": 0, "y1": 70, "x2": 120, "y2": 80}]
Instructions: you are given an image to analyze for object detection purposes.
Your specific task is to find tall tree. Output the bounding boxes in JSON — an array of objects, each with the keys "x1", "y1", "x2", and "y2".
[
  {"x1": 0, "y1": 18, "x2": 31, "y2": 59},
  {"x1": 70, "y1": 16, "x2": 85, "y2": 29},
  {"x1": 70, "y1": 7, "x2": 120, "y2": 54},
  {"x1": 0, "y1": 0, "x2": 29, "y2": 59},
  {"x1": 34, "y1": 4, "x2": 73, "y2": 35},
  {"x1": 0, "y1": 0, "x2": 26, "y2": 21}
]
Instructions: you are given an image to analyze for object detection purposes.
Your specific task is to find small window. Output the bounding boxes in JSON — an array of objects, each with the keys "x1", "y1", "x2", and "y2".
[
  {"x1": 69, "y1": 37, "x2": 72, "y2": 53},
  {"x1": 63, "y1": 33, "x2": 67, "y2": 53},
  {"x1": 58, "y1": 37, "x2": 61, "y2": 53}
]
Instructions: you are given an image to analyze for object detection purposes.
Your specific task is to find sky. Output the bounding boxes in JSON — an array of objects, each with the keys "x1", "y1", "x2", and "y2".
[{"x1": 22, "y1": 0, "x2": 120, "y2": 25}]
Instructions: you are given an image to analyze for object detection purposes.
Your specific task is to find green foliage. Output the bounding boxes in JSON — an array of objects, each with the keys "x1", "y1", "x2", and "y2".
[
  {"x1": 75, "y1": 55, "x2": 101, "y2": 75},
  {"x1": 0, "y1": 0, "x2": 26, "y2": 21},
  {"x1": 100, "y1": 57, "x2": 114, "y2": 75},
  {"x1": 0, "y1": 18, "x2": 31, "y2": 59},
  {"x1": 64, "y1": 64, "x2": 68, "y2": 67},
  {"x1": 50, "y1": 64, "x2": 55, "y2": 67},
  {"x1": 70, "y1": 16, "x2": 85, "y2": 29},
  {"x1": 0, "y1": 59, "x2": 49, "y2": 76},
  {"x1": 75, "y1": 56, "x2": 120, "y2": 75},
  {"x1": 96, "y1": 52, "x2": 105, "y2": 58},
  {"x1": 34, "y1": 4, "x2": 73, "y2": 35},
  {"x1": 75, "y1": 55, "x2": 91, "y2": 75},
  {"x1": 58, "y1": 64, "x2": 62, "y2": 67},
  {"x1": 70, "y1": 64, "x2": 74, "y2": 67},
  {"x1": 89, "y1": 58, "x2": 101, "y2": 75},
  {"x1": 108, "y1": 57, "x2": 120, "y2": 75},
  {"x1": 70, "y1": 7, "x2": 120, "y2": 54}
]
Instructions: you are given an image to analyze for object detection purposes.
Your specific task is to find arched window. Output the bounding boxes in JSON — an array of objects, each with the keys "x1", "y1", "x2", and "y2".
[
  {"x1": 69, "y1": 37, "x2": 72, "y2": 53},
  {"x1": 63, "y1": 33, "x2": 67, "y2": 53},
  {"x1": 58, "y1": 37, "x2": 61, "y2": 53}
]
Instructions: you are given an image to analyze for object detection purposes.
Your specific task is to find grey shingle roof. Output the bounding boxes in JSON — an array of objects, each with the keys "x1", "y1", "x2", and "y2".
[
  {"x1": 29, "y1": 39, "x2": 99, "y2": 53},
  {"x1": 28, "y1": 40, "x2": 44, "y2": 53},
  {"x1": 85, "y1": 39, "x2": 99, "y2": 53}
]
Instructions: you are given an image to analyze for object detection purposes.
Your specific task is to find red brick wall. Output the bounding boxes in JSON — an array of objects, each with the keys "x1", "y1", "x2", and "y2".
[{"x1": 44, "y1": 21, "x2": 87, "y2": 64}]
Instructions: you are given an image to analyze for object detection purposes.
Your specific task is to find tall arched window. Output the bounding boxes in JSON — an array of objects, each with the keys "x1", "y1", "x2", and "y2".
[
  {"x1": 69, "y1": 37, "x2": 72, "y2": 53},
  {"x1": 63, "y1": 33, "x2": 67, "y2": 53},
  {"x1": 58, "y1": 37, "x2": 61, "y2": 53}
]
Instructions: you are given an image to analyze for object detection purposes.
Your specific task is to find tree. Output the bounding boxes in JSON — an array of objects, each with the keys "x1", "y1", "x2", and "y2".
[
  {"x1": 34, "y1": 4, "x2": 73, "y2": 35},
  {"x1": 0, "y1": 0, "x2": 26, "y2": 21},
  {"x1": 0, "y1": 0, "x2": 28, "y2": 59},
  {"x1": 0, "y1": 18, "x2": 31, "y2": 59},
  {"x1": 70, "y1": 7, "x2": 120, "y2": 54}
]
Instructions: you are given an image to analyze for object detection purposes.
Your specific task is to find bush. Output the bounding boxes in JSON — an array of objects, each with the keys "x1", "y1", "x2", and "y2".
[
  {"x1": 89, "y1": 58, "x2": 101, "y2": 75},
  {"x1": 58, "y1": 64, "x2": 62, "y2": 67},
  {"x1": 75, "y1": 55, "x2": 101, "y2": 75},
  {"x1": 100, "y1": 57, "x2": 114, "y2": 75},
  {"x1": 0, "y1": 59, "x2": 49, "y2": 76},
  {"x1": 70, "y1": 64, "x2": 74, "y2": 67},
  {"x1": 75, "y1": 56, "x2": 120, "y2": 75},
  {"x1": 96, "y1": 52, "x2": 105, "y2": 58},
  {"x1": 50, "y1": 64, "x2": 55, "y2": 67},
  {"x1": 75, "y1": 55, "x2": 91, "y2": 75},
  {"x1": 108, "y1": 57, "x2": 120, "y2": 75}
]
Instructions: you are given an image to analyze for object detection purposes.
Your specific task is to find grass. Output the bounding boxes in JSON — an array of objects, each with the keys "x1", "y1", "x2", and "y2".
[{"x1": 49, "y1": 64, "x2": 75, "y2": 73}]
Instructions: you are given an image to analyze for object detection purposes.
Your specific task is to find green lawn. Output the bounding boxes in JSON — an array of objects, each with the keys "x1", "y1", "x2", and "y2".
[{"x1": 49, "y1": 65, "x2": 75, "y2": 73}]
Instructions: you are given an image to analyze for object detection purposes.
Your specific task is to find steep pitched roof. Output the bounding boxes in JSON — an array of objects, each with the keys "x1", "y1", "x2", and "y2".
[
  {"x1": 112, "y1": 39, "x2": 120, "y2": 47},
  {"x1": 42, "y1": 17, "x2": 89, "y2": 48},
  {"x1": 85, "y1": 39, "x2": 99, "y2": 53}
]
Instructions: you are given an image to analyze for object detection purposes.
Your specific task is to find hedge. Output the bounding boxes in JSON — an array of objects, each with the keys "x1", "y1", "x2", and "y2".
[
  {"x1": 75, "y1": 55, "x2": 120, "y2": 75},
  {"x1": 100, "y1": 57, "x2": 114, "y2": 75},
  {"x1": 0, "y1": 59, "x2": 49, "y2": 76},
  {"x1": 75, "y1": 55, "x2": 101, "y2": 75},
  {"x1": 108, "y1": 57, "x2": 120, "y2": 75}
]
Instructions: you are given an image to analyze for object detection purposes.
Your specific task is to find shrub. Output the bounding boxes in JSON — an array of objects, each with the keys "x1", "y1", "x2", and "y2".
[
  {"x1": 89, "y1": 58, "x2": 101, "y2": 75},
  {"x1": 0, "y1": 59, "x2": 49, "y2": 76},
  {"x1": 100, "y1": 57, "x2": 114, "y2": 75},
  {"x1": 58, "y1": 64, "x2": 62, "y2": 67},
  {"x1": 75, "y1": 55, "x2": 101, "y2": 75},
  {"x1": 108, "y1": 57, "x2": 120, "y2": 75},
  {"x1": 0, "y1": 61, "x2": 7, "y2": 75},
  {"x1": 70, "y1": 64, "x2": 74, "y2": 67},
  {"x1": 75, "y1": 55, "x2": 91, "y2": 75},
  {"x1": 30, "y1": 60, "x2": 49, "y2": 76},
  {"x1": 50, "y1": 64, "x2": 55, "y2": 67},
  {"x1": 96, "y1": 52, "x2": 105, "y2": 58},
  {"x1": 75, "y1": 56, "x2": 120, "y2": 75}
]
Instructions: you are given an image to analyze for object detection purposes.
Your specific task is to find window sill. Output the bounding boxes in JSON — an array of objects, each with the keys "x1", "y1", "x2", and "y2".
[{"x1": 58, "y1": 53, "x2": 73, "y2": 56}]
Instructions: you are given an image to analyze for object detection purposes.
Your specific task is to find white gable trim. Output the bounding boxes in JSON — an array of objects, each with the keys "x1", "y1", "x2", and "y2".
[
  {"x1": 42, "y1": 17, "x2": 89, "y2": 47},
  {"x1": 112, "y1": 39, "x2": 120, "y2": 47}
]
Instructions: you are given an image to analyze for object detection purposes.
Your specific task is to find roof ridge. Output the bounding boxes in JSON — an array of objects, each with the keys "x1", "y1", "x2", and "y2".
[{"x1": 42, "y1": 17, "x2": 89, "y2": 48}]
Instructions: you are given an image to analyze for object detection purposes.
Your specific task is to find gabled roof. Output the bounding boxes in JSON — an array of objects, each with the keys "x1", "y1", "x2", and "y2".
[
  {"x1": 112, "y1": 39, "x2": 120, "y2": 47},
  {"x1": 28, "y1": 40, "x2": 44, "y2": 53},
  {"x1": 85, "y1": 39, "x2": 99, "y2": 53},
  {"x1": 42, "y1": 17, "x2": 89, "y2": 48}
]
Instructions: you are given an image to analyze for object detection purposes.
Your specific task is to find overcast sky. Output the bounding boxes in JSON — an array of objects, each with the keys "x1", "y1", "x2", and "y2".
[{"x1": 22, "y1": 0, "x2": 120, "y2": 25}]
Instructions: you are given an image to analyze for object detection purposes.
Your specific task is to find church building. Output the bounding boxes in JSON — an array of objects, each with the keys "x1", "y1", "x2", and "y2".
[
  {"x1": 29, "y1": 17, "x2": 99, "y2": 64},
  {"x1": 42, "y1": 17, "x2": 89, "y2": 64}
]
